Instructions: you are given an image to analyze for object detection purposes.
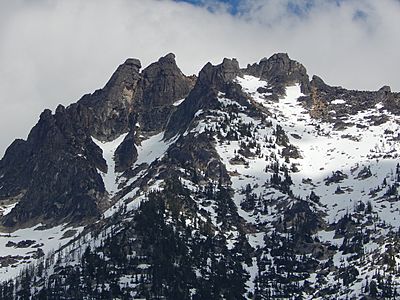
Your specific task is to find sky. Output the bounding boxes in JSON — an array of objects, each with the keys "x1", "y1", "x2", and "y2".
[{"x1": 0, "y1": 0, "x2": 399, "y2": 157}]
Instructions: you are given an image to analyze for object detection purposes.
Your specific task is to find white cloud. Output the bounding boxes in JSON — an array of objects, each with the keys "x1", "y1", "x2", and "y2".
[{"x1": 0, "y1": 0, "x2": 399, "y2": 156}]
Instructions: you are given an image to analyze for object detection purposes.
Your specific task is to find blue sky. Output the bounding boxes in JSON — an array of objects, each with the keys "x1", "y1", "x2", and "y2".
[
  {"x1": 175, "y1": 0, "x2": 373, "y2": 25},
  {"x1": 175, "y1": 0, "x2": 346, "y2": 16},
  {"x1": 175, "y1": 0, "x2": 242, "y2": 14}
]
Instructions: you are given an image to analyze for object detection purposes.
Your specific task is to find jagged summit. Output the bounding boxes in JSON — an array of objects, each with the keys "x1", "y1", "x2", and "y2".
[
  {"x1": 1, "y1": 52, "x2": 400, "y2": 299},
  {"x1": 2, "y1": 52, "x2": 398, "y2": 229},
  {"x1": 0, "y1": 53, "x2": 194, "y2": 229},
  {"x1": 246, "y1": 52, "x2": 310, "y2": 94},
  {"x1": 379, "y1": 85, "x2": 391, "y2": 94},
  {"x1": 157, "y1": 52, "x2": 176, "y2": 62},
  {"x1": 197, "y1": 58, "x2": 241, "y2": 88},
  {"x1": 123, "y1": 57, "x2": 142, "y2": 68}
]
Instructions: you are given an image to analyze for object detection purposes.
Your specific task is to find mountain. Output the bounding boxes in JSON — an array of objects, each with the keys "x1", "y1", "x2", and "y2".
[{"x1": 0, "y1": 53, "x2": 400, "y2": 299}]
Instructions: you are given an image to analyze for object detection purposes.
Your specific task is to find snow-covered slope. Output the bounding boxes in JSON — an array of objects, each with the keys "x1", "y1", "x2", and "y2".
[
  {"x1": 235, "y1": 75, "x2": 400, "y2": 226},
  {"x1": 92, "y1": 133, "x2": 129, "y2": 196},
  {"x1": 160, "y1": 73, "x2": 400, "y2": 298},
  {"x1": 0, "y1": 223, "x2": 83, "y2": 281}
]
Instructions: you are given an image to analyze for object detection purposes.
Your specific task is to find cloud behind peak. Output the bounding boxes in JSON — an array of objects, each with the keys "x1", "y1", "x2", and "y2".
[{"x1": 0, "y1": 0, "x2": 399, "y2": 156}]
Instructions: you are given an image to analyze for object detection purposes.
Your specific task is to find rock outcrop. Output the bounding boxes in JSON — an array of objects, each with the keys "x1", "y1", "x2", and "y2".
[{"x1": 245, "y1": 53, "x2": 310, "y2": 94}]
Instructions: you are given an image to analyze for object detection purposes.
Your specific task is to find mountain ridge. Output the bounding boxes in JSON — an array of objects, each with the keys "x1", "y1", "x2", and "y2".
[{"x1": 0, "y1": 52, "x2": 400, "y2": 299}]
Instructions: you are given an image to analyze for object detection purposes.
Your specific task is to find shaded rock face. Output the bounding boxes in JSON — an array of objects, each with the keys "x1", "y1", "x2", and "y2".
[
  {"x1": 77, "y1": 58, "x2": 142, "y2": 141},
  {"x1": 165, "y1": 133, "x2": 231, "y2": 185},
  {"x1": 1, "y1": 108, "x2": 106, "y2": 227},
  {"x1": 165, "y1": 58, "x2": 243, "y2": 139},
  {"x1": 114, "y1": 128, "x2": 138, "y2": 173},
  {"x1": 74, "y1": 53, "x2": 193, "y2": 140},
  {"x1": 245, "y1": 53, "x2": 310, "y2": 94},
  {"x1": 197, "y1": 58, "x2": 241, "y2": 89},
  {"x1": 0, "y1": 53, "x2": 193, "y2": 228},
  {"x1": 0, "y1": 140, "x2": 32, "y2": 199},
  {"x1": 135, "y1": 53, "x2": 194, "y2": 132}
]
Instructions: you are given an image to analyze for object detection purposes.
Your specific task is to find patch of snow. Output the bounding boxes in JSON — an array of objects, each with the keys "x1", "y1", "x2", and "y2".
[
  {"x1": 331, "y1": 99, "x2": 346, "y2": 105},
  {"x1": 137, "y1": 263, "x2": 150, "y2": 269},
  {"x1": 92, "y1": 133, "x2": 129, "y2": 196},
  {"x1": 103, "y1": 132, "x2": 174, "y2": 219},
  {"x1": 247, "y1": 232, "x2": 266, "y2": 249},
  {"x1": 135, "y1": 133, "x2": 171, "y2": 167},
  {"x1": 243, "y1": 257, "x2": 258, "y2": 294},
  {"x1": 235, "y1": 75, "x2": 268, "y2": 95},
  {"x1": 173, "y1": 98, "x2": 185, "y2": 106},
  {"x1": 2, "y1": 203, "x2": 17, "y2": 216},
  {"x1": 0, "y1": 223, "x2": 84, "y2": 281},
  {"x1": 317, "y1": 230, "x2": 343, "y2": 247}
]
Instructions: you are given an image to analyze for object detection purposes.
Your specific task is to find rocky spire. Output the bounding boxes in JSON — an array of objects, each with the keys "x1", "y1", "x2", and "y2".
[
  {"x1": 245, "y1": 53, "x2": 310, "y2": 94},
  {"x1": 103, "y1": 57, "x2": 142, "y2": 99},
  {"x1": 134, "y1": 52, "x2": 194, "y2": 132},
  {"x1": 76, "y1": 57, "x2": 142, "y2": 141},
  {"x1": 196, "y1": 58, "x2": 241, "y2": 89}
]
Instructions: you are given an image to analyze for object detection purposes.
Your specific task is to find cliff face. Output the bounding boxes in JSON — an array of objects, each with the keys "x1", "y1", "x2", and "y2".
[{"x1": 0, "y1": 53, "x2": 193, "y2": 228}]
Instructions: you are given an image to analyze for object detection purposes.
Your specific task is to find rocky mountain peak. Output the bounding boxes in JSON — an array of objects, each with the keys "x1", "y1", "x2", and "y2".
[
  {"x1": 246, "y1": 53, "x2": 310, "y2": 94},
  {"x1": 131, "y1": 52, "x2": 193, "y2": 133},
  {"x1": 123, "y1": 58, "x2": 142, "y2": 68},
  {"x1": 264, "y1": 52, "x2": 290, "y2": 65},
  {"x1": 39, "y1": 108, "x2": 53, "y2": 120},
  {"x1": 74, "y1": 53, "x2": 194, "y2": 141},
  {"x1": 379, "y1": 85, "x2": 391, "y2": 94},
  {"x1": 197, "y1": 58, "x2": 241, "y2": 90},
  {"x1": 112, "y1": 53, "x2": 194, "y2": 172},
  {"x1": 139, "y1": 52, "x2": 191, "y2": 107},
  {"x1": 102, "y1": 57, "x2": 142, "y2": 102},
  {"x1": 75, "y1": 57, "x2": 142, "y2": 142},
  {"x1": 157, "y1": 52, "x2": 176, "y2": 63},
  {"x1": 310, "y1": 75, "x2": 328, "y2": 89}
]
